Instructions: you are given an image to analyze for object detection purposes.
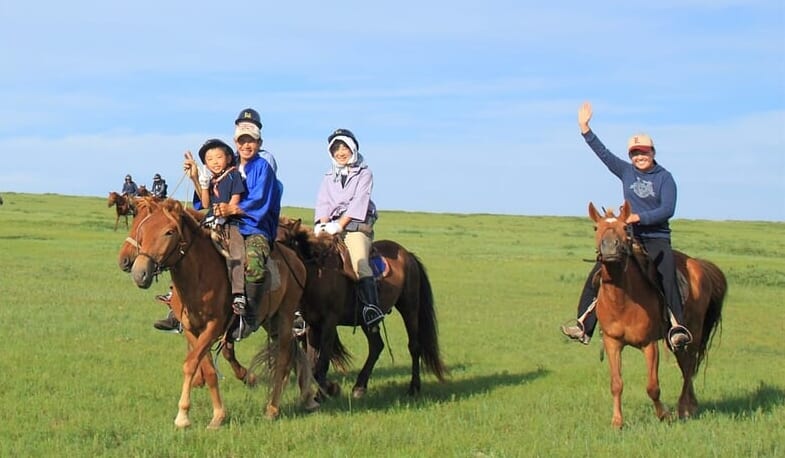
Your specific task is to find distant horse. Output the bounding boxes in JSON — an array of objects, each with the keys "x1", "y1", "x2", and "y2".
[
  {"x1": 278, "y1": 217, "x2": 447, "y2": 399},
  {"x1": 588, "y1": 201, "x2": 727, "y2": 429},
  {"x1": 107, "y1": 191, "x2": 135, "y2": 231},
  {"x1": 137, "y1": 185, "x2": 151, "y2": 197},
  {"x1": 120, "y1": 198, "x2": 317, "y2": 427}
]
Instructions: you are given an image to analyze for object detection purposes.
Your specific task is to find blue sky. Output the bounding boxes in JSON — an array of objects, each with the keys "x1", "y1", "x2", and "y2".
[{"x1": 2, "y1": 1, "x2": 783, "y2": 221}]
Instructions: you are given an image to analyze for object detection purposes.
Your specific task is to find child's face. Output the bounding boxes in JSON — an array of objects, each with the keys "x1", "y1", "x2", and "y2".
[
  {"x1": 204, "y1": 148, "x2": 231, "y2": 174},
  {"x1": 331, "y1": 143, "x2": 353, "y2": 166}
]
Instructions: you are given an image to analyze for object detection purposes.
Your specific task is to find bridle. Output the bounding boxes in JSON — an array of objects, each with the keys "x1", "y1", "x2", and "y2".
[
  {"x1": 595, "y1": 222, "x2": 634, "y2": 272},
  {"x1": 124, "y1": 209, "x2": 193, "y2": 277}
]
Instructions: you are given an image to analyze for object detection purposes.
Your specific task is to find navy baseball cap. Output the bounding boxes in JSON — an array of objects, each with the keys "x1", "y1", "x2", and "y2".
[{"x1": 235, "y1": 108, "x2": 262, "y2": 128}]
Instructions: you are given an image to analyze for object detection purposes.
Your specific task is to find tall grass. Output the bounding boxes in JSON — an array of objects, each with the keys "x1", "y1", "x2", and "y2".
[{"x1": 0, "y1": 192, "x2": 783, "y2": 457}]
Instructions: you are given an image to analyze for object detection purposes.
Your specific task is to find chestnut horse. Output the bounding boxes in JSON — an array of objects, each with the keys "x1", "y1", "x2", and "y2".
[
  {"x1": 137, "y1": 185, "x2": 151, "y2": 197},
  {"x1": 119, "y1": 198, "x2": 317, "y2": 427},
  {"x1": 278, "y1": 217, "x2": 447, "y2": 400},
  {"x1": 107, "y1": 191, "x2": 135, "y2": 231},
  {"x1": 589, "y1": 201, "x2": 727, "y2": 429}
]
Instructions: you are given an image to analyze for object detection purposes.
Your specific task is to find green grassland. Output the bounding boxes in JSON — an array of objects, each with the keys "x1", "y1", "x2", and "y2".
[{"x1": 0, "y1": 192, "x2": 783, "y2": 457}]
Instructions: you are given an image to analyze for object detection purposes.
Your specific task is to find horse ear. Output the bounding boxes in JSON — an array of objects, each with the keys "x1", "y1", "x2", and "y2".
[
  {"x1": 619, "y1": 201, "x2": 631, "y2": 221},
  {"x1": 588, "y1": 202, "x2": 601, "y2": 223}
]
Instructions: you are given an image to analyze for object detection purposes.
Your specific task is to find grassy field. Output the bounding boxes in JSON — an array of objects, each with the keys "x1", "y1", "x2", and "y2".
[{"x1": 0, "y1": 192, "x2": 783, "y2": 457}]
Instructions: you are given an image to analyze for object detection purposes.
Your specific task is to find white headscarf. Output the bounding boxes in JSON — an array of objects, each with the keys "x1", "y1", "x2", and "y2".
[{"x1": 328, "y1": 135, "x2": 364, "y2": 180}]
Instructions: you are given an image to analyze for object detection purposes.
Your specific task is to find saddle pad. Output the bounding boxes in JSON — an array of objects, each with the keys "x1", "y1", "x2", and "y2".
[
  {"x1": 370, "y1": 255, "x2": 389, "y2": 279},
  {"x1": 265, "y1": 257, "x2": 282, "y2": 292}
]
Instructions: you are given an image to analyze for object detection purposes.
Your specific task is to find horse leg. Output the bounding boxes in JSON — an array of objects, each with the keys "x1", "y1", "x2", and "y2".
[
  {"x1": 676, "y1": 349, "x2": 699, "y2": 418},
  {"x1": 174, "y1": 332, "x2": 199, "y2": 429},
  {"x1": 175, "y1": 327, "x2": 225, "y2": 429},
  {"x1": 311, "y1": 325, "x2": 340, "y2": 400},
  {"x1": 399, "y1": 304, "x2": 424, "y2": 395},
  {"x1": 604, "y1": 338, "x2": 625, "y2": 429},
  {"x1": 352, "y1": 328, "x2": 384, "y2": 399},
  {"x1": 114, "y1": 214, "x2": 120, "y2": 231},
  {"x1": 220, "y1": 341, "x2": 257, "y2": 387},
  {"x1": 199, "y1": 350, "x2": 227, "y2": 430},
  {"x1": 295, "y1": 343, "x2": 320, "y2": 413},
  {"x1": 642, "y1": 342, "x2": 669, "y2": 421},
  {"x1": 265, "y1": 326, "x2": 292, "y2": 420}
]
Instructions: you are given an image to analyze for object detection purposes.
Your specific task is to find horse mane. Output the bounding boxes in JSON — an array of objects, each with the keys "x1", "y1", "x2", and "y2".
[
  {"x1": 277, "y1": 216, "x2": 341, "y2": 264},
  {"x1": 135, "y1": 197, "x2": 209, "y2": 237}
]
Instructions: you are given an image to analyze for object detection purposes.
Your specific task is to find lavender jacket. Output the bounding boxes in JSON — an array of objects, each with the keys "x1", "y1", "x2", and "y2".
[{"x1": 315, "y1": 155, "x2": 377, "y2": 224}]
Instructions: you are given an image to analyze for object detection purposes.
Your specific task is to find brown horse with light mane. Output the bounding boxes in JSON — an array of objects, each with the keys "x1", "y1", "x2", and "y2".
[
  {"x1": 119, "y1": 198, "x2": 317, "y2": 427},
  {"x1": 107, "y1": 191, "x2": 135, "y2": 231},
  {"x1": 277, "y1": 217, "x2": 447, "y2": 400},
  {"x1": 589, "y1": 201, "x2": 727, "y2": 429}
]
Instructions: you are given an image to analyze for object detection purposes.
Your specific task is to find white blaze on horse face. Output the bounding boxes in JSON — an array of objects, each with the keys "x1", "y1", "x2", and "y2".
[{"x1": 605, "y1": 217, "x2": 618, "y2": 223}]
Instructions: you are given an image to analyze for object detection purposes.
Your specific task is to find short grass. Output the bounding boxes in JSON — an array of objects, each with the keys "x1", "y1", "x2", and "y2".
[{"x1": 0, "y1": 192, "x2": 783, "y2": 457}]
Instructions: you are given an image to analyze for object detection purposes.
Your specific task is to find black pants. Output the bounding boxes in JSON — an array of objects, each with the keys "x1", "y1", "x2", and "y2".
[{"x1": 576, "y1": 237, "x2": 684, "y2": 336}]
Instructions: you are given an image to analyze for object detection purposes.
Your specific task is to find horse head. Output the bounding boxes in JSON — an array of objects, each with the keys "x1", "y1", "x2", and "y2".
[
  {"x1": 137, "y1": 185, "x2": 151, "y2": 197},
  {"x1": 589, "y1": 201, "x2": 632, "y2": 263},
  {"x1": 127, "y1": 199, "x2": 199, "y2": 288},
  {"x1": 118, "y1": 197, "x2": 158, "y2": 271},
  {"x1": 107, "y1": 192, "x2": 119, "y2": 207}
]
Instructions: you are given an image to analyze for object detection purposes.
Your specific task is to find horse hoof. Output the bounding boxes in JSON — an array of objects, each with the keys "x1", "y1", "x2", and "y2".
[
  {"x1": 325, "y1": 381, "x2": 341, "y2": 397},
  {"x1": 303, "y1": 398, "x2": 320, "y2": 412},
  {"x1": 174, "y1": 418, "x2": 191, "y2": 429},
  {"x1": 407, "y1": 383, "x2": 421, "y2": 396},
  {"x1": 244, "y1": 373, "x2": 258, "y2": 387},
  {"x1": 264, "y1": 405, "x2": 280, "y2": 421},
  {"x1": 352, "y1": 386, "x2": 367, "y2": 399}
]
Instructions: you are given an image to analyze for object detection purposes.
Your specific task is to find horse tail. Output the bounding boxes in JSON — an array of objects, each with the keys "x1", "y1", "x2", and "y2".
[
  {"x1": 328, "y1": 333, "x2": 353, "y2": 373},
  {"x1": 412, "y1": 254, "x2": 447, "y2": 382},
  {"x1": 693, "y1": 258, "x2": 728, "y2": 373}
]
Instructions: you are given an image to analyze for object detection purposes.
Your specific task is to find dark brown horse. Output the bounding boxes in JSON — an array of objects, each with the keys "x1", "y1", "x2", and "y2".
[
  {"x1": 119, "y1": 198, "x2": 317, "y2": 426},
  {"x1": 107, "y1": 191, "x2": 135, "y2": 231},
  {"x1": 278, "y1": 217, "x2": 447, "y2": 400},
  {"x1": 589, "y1": 201, "x2": 727, "y2": 429}
]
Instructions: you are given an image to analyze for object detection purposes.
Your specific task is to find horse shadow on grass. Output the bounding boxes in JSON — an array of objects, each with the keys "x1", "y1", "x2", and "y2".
[
  {"x1": 696, "y1": 381, "x2": 785, "y2": 419},
  {"x1": 303, "y1": 363, "x2": 550, "y2": 415}
]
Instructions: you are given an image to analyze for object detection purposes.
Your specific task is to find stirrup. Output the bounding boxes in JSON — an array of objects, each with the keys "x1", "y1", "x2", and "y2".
[
  {"x1": 362, "y1": 304, "x2": 384, "y2": 326},
  {"x1": 293, "y1": 311, "x2": 307, "y2": 337},
  {"x1": 232, "y1": 297, "x2": 247, "y2": 316},
  {"x1": 231, "y1": 316, "x2": 253, "y2": 341},
  {"x1": 560, "y1": 319, "x2": 590, "y2": 345},
  {"x1": 667, "y1": 325, "x2": 693, "y2": 351}
]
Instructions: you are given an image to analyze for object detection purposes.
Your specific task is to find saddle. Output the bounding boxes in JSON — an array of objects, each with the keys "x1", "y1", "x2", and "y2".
[
  {"x1": 263, "y1": 255, "x2": 282, "y2": 292},
  {"x1": 333, "y1": 239, "x2": 391, "y2": 282},
  {"x1": 593, "y1": 241, "x2": 689, "y2": 305}
]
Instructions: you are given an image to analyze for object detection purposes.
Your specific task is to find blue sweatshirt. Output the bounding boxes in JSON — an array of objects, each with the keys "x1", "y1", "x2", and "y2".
[
  {"x1": 237, "y1": 154, "x2": 281, "y2": 240},
  {"x1": 583, "y1": 130, "x2": 676, "y2": 239}
]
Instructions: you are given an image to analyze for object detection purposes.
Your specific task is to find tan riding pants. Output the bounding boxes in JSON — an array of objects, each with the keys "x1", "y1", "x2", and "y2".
[{"x1": 343, "y1": 230, "x2": 373, "y2": 279}]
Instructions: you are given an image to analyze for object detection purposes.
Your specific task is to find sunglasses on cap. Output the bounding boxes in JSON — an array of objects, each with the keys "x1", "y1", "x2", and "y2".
[{"x1": 629, "y1": 149, "x2": 653, "y2": 158}]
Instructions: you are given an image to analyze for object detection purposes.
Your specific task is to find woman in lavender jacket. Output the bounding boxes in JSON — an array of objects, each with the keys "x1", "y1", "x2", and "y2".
[{"x1": 313, "y1": 129, "x2": 384, "y2": 331}]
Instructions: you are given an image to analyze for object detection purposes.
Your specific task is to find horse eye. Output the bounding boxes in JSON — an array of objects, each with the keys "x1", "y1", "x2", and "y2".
[{"x1": 165, "y1": 229, "x2": 176, "y2": 236}]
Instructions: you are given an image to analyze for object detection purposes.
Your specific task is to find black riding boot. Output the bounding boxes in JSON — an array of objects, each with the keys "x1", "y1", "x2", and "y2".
[
  {"x1": 577, "y1": 262, "x2": 601, "y2": 337},
  {"x1": 153, "y1": 309, "x2": 182, "y2": 333},
  {"x1": 358, "y1": 277, "x2": 384, "y2": 328},
  {"x1": 561, "y1": 262, "x2": 599, "y2": 344},
  {"x1": 232, "y1": 281, "x2": 264, "y2": 341}
]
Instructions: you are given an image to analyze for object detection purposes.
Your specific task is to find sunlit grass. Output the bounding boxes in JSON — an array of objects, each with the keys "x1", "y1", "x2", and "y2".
[{"x1": 0, "y1": 192, "x2": 783, "y2": 457}]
